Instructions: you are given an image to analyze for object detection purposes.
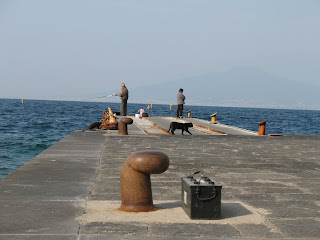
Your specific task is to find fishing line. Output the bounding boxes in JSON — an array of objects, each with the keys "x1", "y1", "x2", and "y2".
[
  {"x1": 81, "y1": 93, "x2": 117, "y2": 100},
  {"x1": 80, "y1": 87, "x2": 123, "y2": 101},
  {"x1": 84, "y1": 95, "x2": 114, "y2": 100}
]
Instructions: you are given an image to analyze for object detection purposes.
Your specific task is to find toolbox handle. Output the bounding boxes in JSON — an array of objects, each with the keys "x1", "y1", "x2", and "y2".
[
  {"x1": 189, "y1": 171, "x2": 213, "y2": 184},
  {"x1": 196, "y1": 181, "x2": 216, "y2": 201},
  {"x1": 189, "y1": 171, "x2": 217, "y2": 201},
  {"x1": 190, "y1": 170, "x2": 204, "y2": 178}
]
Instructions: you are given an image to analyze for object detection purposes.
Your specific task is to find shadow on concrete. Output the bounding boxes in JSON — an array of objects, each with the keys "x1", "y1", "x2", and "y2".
[
  {"x1": 155, "y1": 201, "x2": 253, "y2": 219},
  {"x1": 154, "y1": 201, "x2": 253, "y2": 219},
  {"x1": 221, "y1": 202, "x2": 252, "y2": 219},
  {"x1": 155, "y1": 201, "x2": 181, "y2": 209}
]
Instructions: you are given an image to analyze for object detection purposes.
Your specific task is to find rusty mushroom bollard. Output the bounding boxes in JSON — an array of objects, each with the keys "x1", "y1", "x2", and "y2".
[
  {"x1": 119, "y1": 150, "x2": 170, "y2": 212},
  {"x1": 118, "y1": 117, "x2": 133, "y2": 135}
]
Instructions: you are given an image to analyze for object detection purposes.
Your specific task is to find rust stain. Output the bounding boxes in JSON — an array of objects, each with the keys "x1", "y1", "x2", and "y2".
[
  {"x1": 142, "y1": 118, "x2": 172, "y2": 135},
  {"x1": 192, "y1": 123, "x2": 227, "y2": 135}
]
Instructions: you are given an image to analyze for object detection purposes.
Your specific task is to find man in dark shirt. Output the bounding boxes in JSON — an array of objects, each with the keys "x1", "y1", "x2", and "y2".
[
  {"x1": 176, "y1": 88, "x2": 185, "y2": 118},
  {"x1": 116, "y1": 83, "x2": 129, "y2": 116}
]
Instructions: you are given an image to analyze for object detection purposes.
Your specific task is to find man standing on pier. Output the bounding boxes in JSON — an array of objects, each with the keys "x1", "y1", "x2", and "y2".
[
  {"x1": 115, "y1": 83, "x2": 129, "y2": 116},
  {"x1": 176, "y1": 88, "x2": 185, "y2": 118}
]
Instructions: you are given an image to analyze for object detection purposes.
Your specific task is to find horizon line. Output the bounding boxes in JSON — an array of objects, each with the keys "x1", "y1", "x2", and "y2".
[{"x1": 1, "y1": 97, "x2": 320, "y2": 111}]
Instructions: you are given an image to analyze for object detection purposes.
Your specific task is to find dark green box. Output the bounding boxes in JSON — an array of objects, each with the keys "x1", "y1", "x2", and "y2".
[{"x1": 181, "y1": 176, "x2": 222, "y2": 219}]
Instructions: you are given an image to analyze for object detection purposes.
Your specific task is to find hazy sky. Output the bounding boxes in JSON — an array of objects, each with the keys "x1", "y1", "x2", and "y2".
[{"x1": 1, "y1": 0, "x2": 319, "y2": 103}]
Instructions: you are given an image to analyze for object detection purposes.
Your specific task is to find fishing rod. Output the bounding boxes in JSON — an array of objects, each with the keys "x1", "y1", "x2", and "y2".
[{"x1": 83, "y1": 94, "x2": 115, "y2": 100}]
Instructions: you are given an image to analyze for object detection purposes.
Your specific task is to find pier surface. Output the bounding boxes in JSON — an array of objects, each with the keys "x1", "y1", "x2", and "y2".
[{"x1": 0, "y1": 117, "x2": 319, "y2": 239}]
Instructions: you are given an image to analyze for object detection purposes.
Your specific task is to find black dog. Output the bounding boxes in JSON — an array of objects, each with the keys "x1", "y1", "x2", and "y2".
[{"x1": 168, "y1": 122, "x2": 193, "y2": 135}]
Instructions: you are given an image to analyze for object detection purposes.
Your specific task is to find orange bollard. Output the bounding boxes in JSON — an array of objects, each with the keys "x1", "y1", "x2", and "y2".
[
  {"x1": 258, "y1": 120, "x2": 268, "y2": 135},
  {"x1": 187, "y1": 110, "x2": 191, "y2": 118},
  {"x1": 210, "y1": 113, "x2": 219, "y2": 124}
]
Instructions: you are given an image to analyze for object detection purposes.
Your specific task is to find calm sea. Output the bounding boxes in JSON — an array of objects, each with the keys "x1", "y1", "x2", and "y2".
[{"x1": 1, "y1": 98, "x2": 320, "y2": 179}]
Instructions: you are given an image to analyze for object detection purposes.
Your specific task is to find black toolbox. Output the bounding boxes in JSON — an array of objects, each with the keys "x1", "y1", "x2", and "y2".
[{"x1": 181, "y1": 171, "x2": 222, "y2": 219}]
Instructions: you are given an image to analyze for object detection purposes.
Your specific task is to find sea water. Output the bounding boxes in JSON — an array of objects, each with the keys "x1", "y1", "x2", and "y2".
[{"x1": 1, "y1": 98, "x2": 320, "y2": 179}]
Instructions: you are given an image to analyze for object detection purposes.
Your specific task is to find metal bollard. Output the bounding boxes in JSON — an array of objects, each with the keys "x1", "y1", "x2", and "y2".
[
  {"x1": 210, "y1": 113, "x2": 219, "y2": 124},
  {"x1": 258, "y1": 120, "x2": 268, "y2": 135},
  {"x1": 118, "y1": 117, "x2": 133, "y2": 135},
  {"x1": 187, "y1": 110, "x2": 191, "y2": 118},
  {"x1": 119, "y1": 150, "x2": 170, "y2": 212}
]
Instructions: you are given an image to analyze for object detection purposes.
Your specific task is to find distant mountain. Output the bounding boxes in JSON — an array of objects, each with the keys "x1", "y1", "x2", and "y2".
[{"x1": 130, "y1": 67, "x2": 320, "y2": 110}]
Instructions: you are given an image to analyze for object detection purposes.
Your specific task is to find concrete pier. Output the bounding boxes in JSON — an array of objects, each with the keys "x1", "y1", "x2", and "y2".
[
  {"x1": 0, "y1": 117, "x2": 319, "y2": 239},
  {"x1": 121, "y1": 116, "x2": 258, "y2": 135}
]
